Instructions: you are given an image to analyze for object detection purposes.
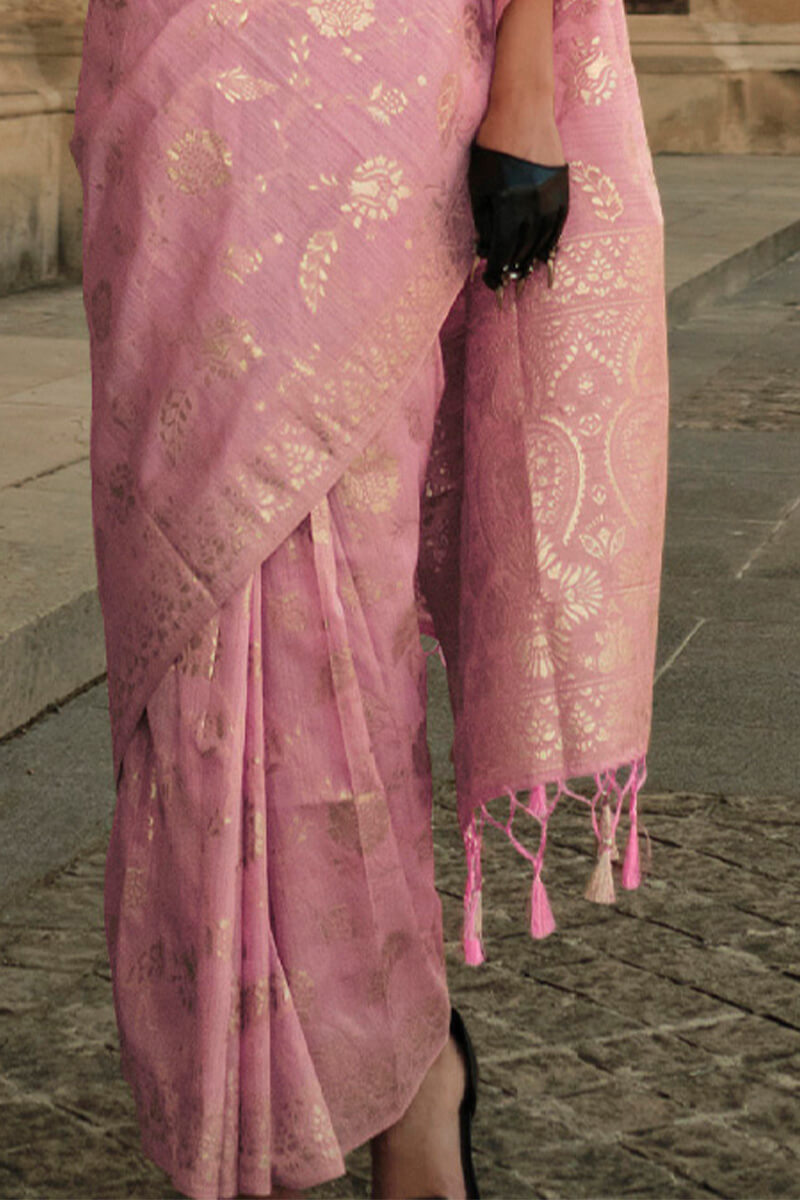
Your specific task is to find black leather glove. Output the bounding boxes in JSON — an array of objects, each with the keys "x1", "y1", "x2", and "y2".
[{"x1": 468, "y1": 141, "x2": 570, "y2": 296}]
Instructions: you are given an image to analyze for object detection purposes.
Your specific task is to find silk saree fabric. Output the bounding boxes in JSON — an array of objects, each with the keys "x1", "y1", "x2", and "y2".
[{"x1": 71, "y1": 0, "x2": 669, "y2": 1193}]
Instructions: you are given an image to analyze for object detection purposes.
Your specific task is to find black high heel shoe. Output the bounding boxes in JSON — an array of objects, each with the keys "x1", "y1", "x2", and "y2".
[
  {"x1": 415, "y1": 1006, "x2": 481, "y2": 1200},
  {"x1": 450, "y1": 1006, "x2": 480, "y2": 1200}
]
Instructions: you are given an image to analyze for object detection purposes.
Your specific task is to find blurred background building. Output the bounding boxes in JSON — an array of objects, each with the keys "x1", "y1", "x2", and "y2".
[{"x1": 0, "y1": 0, "x2": 797, "y2": 297}]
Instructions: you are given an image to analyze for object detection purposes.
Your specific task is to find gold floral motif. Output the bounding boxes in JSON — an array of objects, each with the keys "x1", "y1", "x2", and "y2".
[
  {"x1": 330, "y1": 647, "x2": 356, "y2": 690},
  {"x1": 205, "y1": 916, "x2": 233, "y2": 961},
  {"x1": 326, "y1": 790, "x2": 390, "y2": 855},
  {"x1": 577, "y1": 410, "x2": 602, "y2": 437},
  {"x1": 221, "y1": 243, "x2": 264, "y2": 284},
  {"x1": 158, "y1": 388, "x2": 193, "y2": 466},
  {"x1": 285, "y1": 966, "x2": 316, "y2": 1019},
  {"x1": 341, "y1": 156, "x2": 412, "y2": 229},
  {"x1": 525, "y1": 417, "x2": 586, "y2": 543},
  {"x1": 436, "y1": 72, "x2": 461, "y2": 146},
  {"x1": 166, "y1": 129, "x2": 232, "y2": 195},
  {"x1": 176, "y1": 619, "x2": 221, "y2": 679},
  {"x1": 337, "y1": 443, "x2": 400, "y2": 513},
  {"x1": 596, "y1": 616, "x2": 636, "y2": 674},
  {"x1": 366, "y1": 82, "x2": 408, "y2": 125},
  {"x1": 195, "y1": 705, "x2": 228, "y2": 755},
  {"x1": 318, "y1": 903, "x2": 357, "y2": 943},
  {"x1": 213, "y1": 66, "x2": 277, "y2": 103},
  {"x1": 566, "y1": 36, "x2": 618, "y2": 107},
  {"x1": 555, "y1": 562, "x2": 604, "y2": 625},
  {"x1": 559, "y1": 0, "x2": 603, "y2": 14},
  {"x1": 265, "y1": 590, "x2": 307, "y2": 632},
  {"x1": 541, "y1": 233, "x2": 657, "y2": 308},
  {"x1": 262, "y1": 421, "x2": 331, "y2": 493},
  {"x1": 287, "y1": 34, "x2": 312, "y2": 88},
  {"x1": 579, "y1": 522, "x2": 626, "y2": 562},
  {"x1": 197, "y1": 314, "x2": 265, "y2": 379},
  {"x1": 299, "y1": 230, "x2": 339, "y2": 314},
  {"x1": 207, "y1": 0, "x2": 248, "y2": 27},
  {"x1": 240, "y1": 977, "x2": 270, "y2": 1028},
  {"x1": 570, "y1": 161, "x2": 624, "y2": 224},
  {"x1": 307, "y1": 0, "x2": 375, "y2": 37},
  {"x1": 122, "y1": 866, "x2": 147, "y2": 911}
]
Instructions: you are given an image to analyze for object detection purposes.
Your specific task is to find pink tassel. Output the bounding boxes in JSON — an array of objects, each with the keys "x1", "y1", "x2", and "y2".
[
  {"x1": 464, "y1": 888, "x2": 485, "y2": 965},
  {"x1": 622, "y1": 761, "x2": 644, "y2": 889},
  {"x1": 622, "y1": 815, "x2": 641, "y2": 890},
  {"x1": 527, "y1": 784, "x2": 549, "y2": 821},
  {"x1": 584, "y1": 846, "x2": 616, "y2": 904},
  {"x1": 463, "y1": 811, "x2": 486, "y2": 965},
  {"x1": 529, "y1": 873, "x2": 556, "y2": 939}
]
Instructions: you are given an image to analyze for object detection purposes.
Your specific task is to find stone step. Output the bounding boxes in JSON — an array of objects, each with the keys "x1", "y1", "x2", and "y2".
[{"x1": 2, "y1": 153, "x2": 800, "y2": 741}]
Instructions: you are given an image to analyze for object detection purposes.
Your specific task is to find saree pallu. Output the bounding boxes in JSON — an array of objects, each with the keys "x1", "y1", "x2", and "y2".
[{"x1": 71, "y1": 0, "x2": 669, "y2": 1194}]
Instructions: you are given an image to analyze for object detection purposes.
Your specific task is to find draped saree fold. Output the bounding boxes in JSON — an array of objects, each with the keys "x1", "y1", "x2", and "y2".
[{"x1": 71, "y1": 0, "x2": 669, "y2": 1194}]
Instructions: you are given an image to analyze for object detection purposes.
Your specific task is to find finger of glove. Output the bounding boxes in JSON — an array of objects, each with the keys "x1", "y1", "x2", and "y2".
[
  {"x1": 483, "y1": 199, "x2": 521, "y2": 290},
  {"x1": 532, "y1": 211, "x2": 565, "y2": 265},
  {"x1": 471, "y1": 196, "x2": 494, "y2": 260},
  {"x1": 514, "y1": 213, "x2": 555, "y2": 278},
  {"x1": 551, "y1": 200, "x2": 569, "y2": 251},
  {"x1": 507, "y1": 216, "x2": 537, "y2": 276}
]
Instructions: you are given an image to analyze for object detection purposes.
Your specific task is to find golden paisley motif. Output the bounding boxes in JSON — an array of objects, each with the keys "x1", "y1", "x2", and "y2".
[
  {"x1": 299, "y1": 229, "x2": 339, "y2": 314},
  {"x1": 213, "y1": 66, "x2": 277, "y2": 103},
  {"x1": 525, "y1": 416, "x2": 586, "y2": 545},
  {"x1": 570, "y1": 161, "x2": 624, "y2": 224},
  {"x1": 605, "y1": 400, "x2": 667, "y2": 527}
]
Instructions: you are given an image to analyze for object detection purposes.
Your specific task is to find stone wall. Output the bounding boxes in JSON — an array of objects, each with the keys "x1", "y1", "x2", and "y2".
[
  {"x1": 0, "y1": 1, "x2": 86, "y2": 294},
  {"x1": 628, "y1": 7, "x2": 800, "y2": 154}
]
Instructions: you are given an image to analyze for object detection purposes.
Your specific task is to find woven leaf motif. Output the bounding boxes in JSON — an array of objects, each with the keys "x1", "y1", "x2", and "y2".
[
  {"x1": 299, "y1": 230, "x2": 339, "y2": 314},
  {"x1": 214, "y1": 67, "x2": 277, "y2": 103},
  {"x1": 571, "y1": 162, "x2": 623, "y2": 223}
]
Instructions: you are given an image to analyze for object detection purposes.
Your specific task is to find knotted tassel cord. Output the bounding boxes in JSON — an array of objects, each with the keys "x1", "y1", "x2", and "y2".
[
  {"x1": 460, "y1": 754, "x2": 652, "y2": 965},
  {"x1": 421, "y1": 636, "x2": 653, "y2": 964}
]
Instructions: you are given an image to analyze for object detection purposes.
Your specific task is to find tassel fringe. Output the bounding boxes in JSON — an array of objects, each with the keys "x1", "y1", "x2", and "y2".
[{"x1": 460, "y1": 753, "x2": 650, "y2": 965}]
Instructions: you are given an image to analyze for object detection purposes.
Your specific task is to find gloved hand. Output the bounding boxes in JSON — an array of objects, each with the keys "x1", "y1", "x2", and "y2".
[{"x1": 468, "y1": 141, "x2": 569, "y2": 299}]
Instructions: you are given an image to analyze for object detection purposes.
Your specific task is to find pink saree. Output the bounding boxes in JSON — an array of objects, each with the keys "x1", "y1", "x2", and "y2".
[{"x1": 71, "y1": 0, "x2": 668, "y2": 1194}]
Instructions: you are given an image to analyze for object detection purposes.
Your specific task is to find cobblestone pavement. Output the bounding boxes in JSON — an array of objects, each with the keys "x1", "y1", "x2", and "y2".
[
  {"x1": 3, "y1": 269, "x2": 800, "y2": 1197},
  {"x1": 2, "y1": 785, "x2": 799, "y2": 1199}
]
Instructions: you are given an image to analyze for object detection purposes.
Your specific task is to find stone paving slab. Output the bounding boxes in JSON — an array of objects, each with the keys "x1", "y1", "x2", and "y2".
[{"x1": 2, "y1": 776, "x2": 799, "y2": 1199}]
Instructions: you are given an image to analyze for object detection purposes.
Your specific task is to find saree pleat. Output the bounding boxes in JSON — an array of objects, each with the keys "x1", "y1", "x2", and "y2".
[{"x1": 105, "y1": 344, "x2": 453, "y2": 1197}]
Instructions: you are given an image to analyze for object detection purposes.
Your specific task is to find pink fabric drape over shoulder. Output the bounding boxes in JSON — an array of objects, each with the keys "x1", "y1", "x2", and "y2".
[{"x1": 71, "y1": 0, "x2": 668, "y2": 1193}]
